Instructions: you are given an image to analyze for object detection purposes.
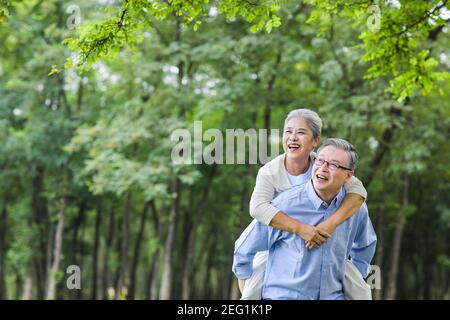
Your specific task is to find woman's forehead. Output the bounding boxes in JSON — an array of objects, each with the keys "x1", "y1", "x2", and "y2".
[{"x1": 285, "y1": 117, "x2": 310, "y2": 130}]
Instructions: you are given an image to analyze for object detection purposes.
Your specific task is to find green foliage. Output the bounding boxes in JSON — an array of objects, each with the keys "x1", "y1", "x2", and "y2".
[
  {"x1": 5, "y1": 198, "x2": 33, "y2": 278},
  {"x1": 306, "y1": 0, "x2": 450, "y2": 100},
  {"x1": 0, "y1": 0, "x2": 448, "y2": 300},
  {"x1": 62, "y1": 0, "x2": 282, "y2": 71},
  {"x1": 57, "y1": 0, "x2": 450, "y2": 101},
  {"x1": 0, "y1": 0, "x2": 13, "y2": 20}
]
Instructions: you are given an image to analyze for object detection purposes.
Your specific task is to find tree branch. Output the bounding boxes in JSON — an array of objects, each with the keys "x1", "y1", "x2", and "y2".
[{"x1": 396, "y1": 0, "x2": 448, "y2": 37}]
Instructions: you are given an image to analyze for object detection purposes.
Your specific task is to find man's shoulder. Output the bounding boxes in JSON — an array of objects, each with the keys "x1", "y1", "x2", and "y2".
[
  {"x1": 271, "y1": 183, "x2": 309, "y2": 206},
  {"x1": 351, "y1": 201, "x2": 369, "y2": 224},
  {"x1": 353, "y1": 200, "x2": 368, "y2": 214},
  {"x1": 358, "y1": 202, "x2": 369, "y2": 216}
]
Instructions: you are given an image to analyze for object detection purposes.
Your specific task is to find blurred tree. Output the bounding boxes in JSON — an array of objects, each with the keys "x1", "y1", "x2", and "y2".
[{"x1": 0, "y1": 0, "x2": 448, "y2": 300}]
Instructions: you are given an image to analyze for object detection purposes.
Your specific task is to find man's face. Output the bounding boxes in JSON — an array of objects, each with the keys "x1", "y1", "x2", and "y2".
[{"x1": 312, "y1": 145, "x2": 353, "y2": 193}]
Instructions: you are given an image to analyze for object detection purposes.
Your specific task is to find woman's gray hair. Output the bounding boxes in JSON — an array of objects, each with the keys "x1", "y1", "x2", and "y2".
[
  {"x1": 317, "y1": 138, "x2": 358, "y2": 170},
  {"x1": 284, "y1": 108, "x2": 322, "y2": 140}
]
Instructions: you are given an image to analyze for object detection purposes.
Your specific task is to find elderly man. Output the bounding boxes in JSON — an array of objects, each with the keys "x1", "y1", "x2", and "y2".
[{"x1": 232, "y1": 138, "x2": 377, "y2": 300}]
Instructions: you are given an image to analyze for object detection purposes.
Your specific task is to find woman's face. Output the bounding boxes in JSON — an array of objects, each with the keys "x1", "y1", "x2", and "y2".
[{"x1": 283, "y1": 117, "x2": 319, "y2": 161}]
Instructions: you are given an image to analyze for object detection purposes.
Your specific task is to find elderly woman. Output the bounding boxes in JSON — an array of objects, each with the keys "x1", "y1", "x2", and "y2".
[{"x1": 239, "y1": 108, "x2": 367, "y2": 299}]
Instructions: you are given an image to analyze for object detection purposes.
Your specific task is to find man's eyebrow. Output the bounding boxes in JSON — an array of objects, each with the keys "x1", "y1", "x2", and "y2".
[{"x1": 317, "y1": 156, "x2": 342, "y2": 164}]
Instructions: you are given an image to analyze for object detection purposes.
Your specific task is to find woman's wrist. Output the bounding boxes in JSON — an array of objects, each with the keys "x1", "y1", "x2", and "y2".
[{"x1": 295, "y1": 221, "x2": 307, "y2": 237}]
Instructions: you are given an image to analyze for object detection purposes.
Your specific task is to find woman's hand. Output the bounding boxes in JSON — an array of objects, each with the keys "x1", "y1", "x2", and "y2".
[
  {"x1": 298, "y1": 223, "x2": 332, "y2": 249},
  {"x1": 304, "y1": 219, "x2": 337, "y2": 249}
]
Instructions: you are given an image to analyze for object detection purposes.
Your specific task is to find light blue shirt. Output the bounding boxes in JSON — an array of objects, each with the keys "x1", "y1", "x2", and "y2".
[
  {"x1": 286, "y1": 163, "x2": 313, "y2": 186},
  {"x1": 233, "y1": 180, "x2": 377, "y2": 300}
]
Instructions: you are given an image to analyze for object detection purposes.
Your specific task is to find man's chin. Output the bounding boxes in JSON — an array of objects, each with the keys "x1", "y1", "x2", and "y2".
[{"x1": 313, "y1": 180, "x2": 329, "y2": 190}]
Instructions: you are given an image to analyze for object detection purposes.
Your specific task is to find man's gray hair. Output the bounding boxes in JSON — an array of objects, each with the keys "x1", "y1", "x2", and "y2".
[
  {"x1": 317, "y1": 138, "x2": 358, "y2": 170},
  {"x1": 284, "y1": 108, "x2": 322, "y2": 140}
]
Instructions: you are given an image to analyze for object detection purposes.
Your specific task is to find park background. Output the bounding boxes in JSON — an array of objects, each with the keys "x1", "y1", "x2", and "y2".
[{"x1": 0, "y1": 0, "x2": 449, "y2": 300}]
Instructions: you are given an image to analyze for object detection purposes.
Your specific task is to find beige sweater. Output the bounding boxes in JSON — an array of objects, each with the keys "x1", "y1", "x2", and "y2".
[{"x1": 249, "y1": 153, "x2": 367, "y2": 225}]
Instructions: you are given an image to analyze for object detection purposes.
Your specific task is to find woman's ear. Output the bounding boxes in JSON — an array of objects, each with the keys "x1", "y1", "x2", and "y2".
[{"x1": 313, "y1": 137, "x2": 320, "y2": 148}]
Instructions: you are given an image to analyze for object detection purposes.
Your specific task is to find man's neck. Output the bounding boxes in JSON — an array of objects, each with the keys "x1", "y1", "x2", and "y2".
[{"x1": 311, "y1": 181, "x2": 340, "y2": 205}]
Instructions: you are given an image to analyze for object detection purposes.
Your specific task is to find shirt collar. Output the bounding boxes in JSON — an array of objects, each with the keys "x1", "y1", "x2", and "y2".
[{"x1": 305, "y1": 179, "x2": 346, "y2": 210}]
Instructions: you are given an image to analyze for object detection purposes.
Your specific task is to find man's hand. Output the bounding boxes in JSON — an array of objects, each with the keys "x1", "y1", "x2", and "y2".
[
  {"x1": 297, "y1": 223, "x2": 331, "y2": 249},
  {"x1": 304, "y1": 219, "x2": 337, "y2": 249},
  {"x1": 238, "y1": 278, "x2": 246, "y2": 294}
]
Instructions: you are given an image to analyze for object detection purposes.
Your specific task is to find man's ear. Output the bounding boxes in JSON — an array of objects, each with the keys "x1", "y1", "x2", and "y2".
[{"x1": 343, "y1": 171, "x2": 354, "y2": 184}]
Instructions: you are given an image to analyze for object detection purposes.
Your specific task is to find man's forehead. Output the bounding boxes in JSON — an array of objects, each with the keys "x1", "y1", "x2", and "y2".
[{"x1": 317, "y1": 146, "x2": 348, "y2": 162}]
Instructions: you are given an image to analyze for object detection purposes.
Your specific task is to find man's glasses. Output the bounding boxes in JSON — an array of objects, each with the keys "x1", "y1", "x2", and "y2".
[{"x1": 314, "y1": 157, "x2": 353, "y2": 171}]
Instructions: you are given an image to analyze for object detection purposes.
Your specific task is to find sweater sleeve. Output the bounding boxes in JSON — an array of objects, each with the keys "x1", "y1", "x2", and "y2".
[
  {"x1": 249, "y1": 166, "x2": 281, "y2": 226},
  {"x1": 344, "y1": 175, "x2": 367, "y2": 200}
]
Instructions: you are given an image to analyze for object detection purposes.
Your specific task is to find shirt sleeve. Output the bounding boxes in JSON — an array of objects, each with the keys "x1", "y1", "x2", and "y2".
[
  {"x1": 232, "y1": 220, "x2": 270, "y2": 279},
  {"x1": 350, "y1": 204, "x2": 377, "y2": 278},
  {"x1": 249, "y1": 166, "x2": 281, "y2": 225},
  {"x1": 343, "y1": 175, "x2": 368, "y2": 200}
]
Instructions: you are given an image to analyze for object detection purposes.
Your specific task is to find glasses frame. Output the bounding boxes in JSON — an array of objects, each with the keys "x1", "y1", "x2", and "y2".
[{"x1": 314, "y1": 157, "x2": 353, "y2": 171}]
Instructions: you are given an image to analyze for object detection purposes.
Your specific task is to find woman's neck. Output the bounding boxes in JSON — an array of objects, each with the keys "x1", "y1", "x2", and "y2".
[{"x1": 285, "y1": 155, "x2": 310, "y2": 176}]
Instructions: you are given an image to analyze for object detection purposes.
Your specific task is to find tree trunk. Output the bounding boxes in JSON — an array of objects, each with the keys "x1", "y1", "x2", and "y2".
[
  {"x1": 113, "y1": 215, "x2": 122, "y2": 297},
  {"x1": 158, "y1": 17, "x2": 185, "y2": 300},
  {"x1": 15, "y1": 272, "x2": 22, "y2": 300},
  {"x1": 115, "y1": 193, "x2": 132, "y2": 299},
  {"x1": 204, "y1": 233, "x2": 217, "y2": 299},
  {"x1": 385, "y1": 177, "x2": 408, "y2": 300},
  {"x1": 75, "y1": 204, "x2": 86, "y2": 300},
  {"x1": 228, "y1": 159, "x2": 256, "y2": 300},
  {"x1": 180, "y1": 205, "x2": 193, "y2": 299},
  {"x1": 414, "y1": 255, "x2": 422, "y2": 299},
  {"x1": 128, "y1": 201, "x2": 151, "y2": 299},
  {"x1": 423, "y1": 200, "x2": 434, "y2": 300},
  {"x1": 76, "y1": 78, "x2": 84, "y2": 112},
  {"x1": 0, "y1": 202, "x2": 7, "y2": 299},
  {"x1": 46, "y1": 197, "x2": 67, "y2": 299},
  {"x1": 91, "y1": 203, "x2": 102, "y2": 299},
  {"x1": 146, "y1": 201, "x2": 161, "y2": 300},
  {"x1": 101, "y1": 206, "x2": 115, "y2": 300},
  {"x1": 146, "y1": 250, "x2": 161, "y2": 300},
  {"x1": 71, "y1": 203, "x2": 85, "y2": 266},
  {"x1": 22, "y1": 276, "x2": 33, "y2": 300},
  {"x1": 31, "y1": 168, "x2": 49, "y2": 299},
  {"x1": 159, "y1": 178, "x2": 181, "y2": 300},
  {"x1": 181, "y1": 166, "x2": 216, "y2": 299},
  {"x1": 229, "y1": 276, "x2": 241, "y2": 300},
  {"x1": 45, "y1": 211, "x2": 54, "y2": 295},
  {"x1": 32, "y1": 258, "x2": 43, "y2": 299},
  {"x1": 373, "y1": 211, "x2": 384, "y2": 300}
]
